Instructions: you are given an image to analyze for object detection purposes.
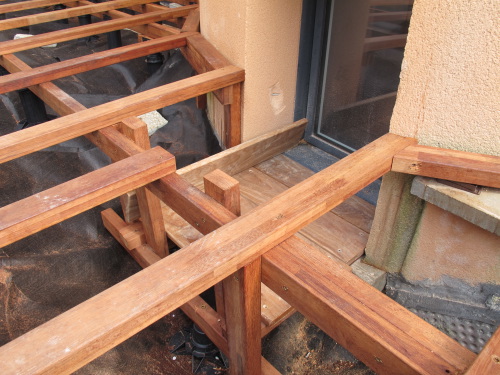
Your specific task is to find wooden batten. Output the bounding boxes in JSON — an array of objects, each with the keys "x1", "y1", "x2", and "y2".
[
  {"x1": 0, "y1": 33, "x2": 195, "y2": 94},
  {"x1": 261, "y1": 237, "x2": 475, "y2": 375},
  {"x1": 0, "y1": 147, "x2": 175, "y2": 248},
  {"x1": 0, "y1": 0, "x2": 184, "y2": 32},
  {"x1": 0, "y1": 8, "x2": 192, "y2": 55},
  {"x1": 392, "y1": 144, "x2": 500, "y2": 188},
  {"x1": 0, "y1": 65, "x2": 244, "y2": 164}
]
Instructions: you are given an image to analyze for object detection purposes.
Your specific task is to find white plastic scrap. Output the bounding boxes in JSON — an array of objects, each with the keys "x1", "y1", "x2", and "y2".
[{"x1": 138, "y1": 110, "x2": 169, "y2": 136}]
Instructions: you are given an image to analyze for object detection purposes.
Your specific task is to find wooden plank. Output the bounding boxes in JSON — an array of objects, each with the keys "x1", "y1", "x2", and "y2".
[
  {"x1": 0, "y1": 7, "x2": 195, "y2": 55},
  {"x1": 0, "y1": 147, "x2": 175, "y2": 248},
  {"x1": 0, "y1": 0, "x2": 173, "y2": 32},
  {"x1": 0, "y1": 0, "x2": 77, "y2": 14},
  {"x1": 0, "y1": 33, "x2": 194, "y2": 94},
  {"x1": 178, "y1": 119, "x2": 307, "y2": 186},
  {"x1": 260, "y1": 283, "x2": 291, "y2": 327},
  {"x1": 101, "y1": 208, "x2": 146, "y2": 250},
  {"x1": 364, "y1": 34, "x2": 407, "y2": 52},
  {"x1": 392, "y1": 145, "x2": 500, "y2": 188},
  {"x1": 261, "y1": 236, "x2": 476, "y2": 375},
  {"x1": 0, "y1": 65, "x2": 244, "y2": 164},
  {"x1": 181, "y1": 7, "x2": 200, "y2": 32},
  {"x1": 256, "y1": 154, "x2": 375, "y2": 233},
  {"x1": 233, "y1": 168, "x2": 368, "y2": 264},
  {"x1": 0, "y1": 134, "x2": 414, "y2": 374},
  {"x1": 464, "y1": 327, "x2": 499, "y2": 375}
]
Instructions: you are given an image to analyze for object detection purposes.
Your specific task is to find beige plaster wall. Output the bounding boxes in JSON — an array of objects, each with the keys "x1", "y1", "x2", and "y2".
[
  {"x1": 200, "y1": 0, "x2": 302, "y2": 142},
  {"x1": 390, "y1": 0, "x2": 499, "y2": 156}
]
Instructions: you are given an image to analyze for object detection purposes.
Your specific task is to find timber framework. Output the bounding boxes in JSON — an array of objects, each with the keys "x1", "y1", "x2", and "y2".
[{"x1": 0, "y1": 1, "x2": 499, "y2": 374}]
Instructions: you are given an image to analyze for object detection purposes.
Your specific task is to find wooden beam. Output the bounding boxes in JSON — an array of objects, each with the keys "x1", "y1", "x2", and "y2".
[
  {"x1": 261, "y1": 237, "x2": 475, "y2": 375},
  {"x1": 364, "y1": 34, "x2": 407, "y2": 52},
  {"x1": 181, "y1": 7, "x2": 200, "y2": 32},
  {"x1": 182, "y1": 33, "x2": 233, "y2": 104},
  {"x1": 0, "y1": 32, "x2": 195, "y2": 94},
  {"x1": 0, "y1": 134, "x2": 413, "y2": 374},
  {"x1": 0, "y1": 65, "x2": 244, "y2": 164},
  {"x1": 0, "y1": 147, "x2": 175, "y2": 248},
  {"x1": 0, "y1": 0, "x2": 176, "y2": 32},
  {"x1": 0, "y1": 0, "x2": 77, "y2": 14},
  {"x1": 0, "y1": 7, "x2": 195, "y2": 55},
  {"x1": 464, "y1": 327, "x2": 500, "y2": 374},
  {"x1": 392, "y1": 145, "x2": 500, "y2": 188}
]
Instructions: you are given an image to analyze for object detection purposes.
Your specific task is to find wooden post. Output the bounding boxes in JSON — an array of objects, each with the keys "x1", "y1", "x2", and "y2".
[
  {"x1": 203, "y1": 169, "x2": 261, "y2": 374},
  {"x1": 224, "y1": 83, "x2": 242, "y2": 147},
  {"x1": 117, "y1": 118, "x2": 168, "y2": 258}
]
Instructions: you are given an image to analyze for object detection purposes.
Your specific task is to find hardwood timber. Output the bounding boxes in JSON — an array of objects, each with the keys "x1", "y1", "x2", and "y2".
[
  {"x1": 101, "y1": 208, "x2": 146, "y2": 250},
  {"x1": 255, "y1": 154, "x2": 375, "y2": 233},
  {"x1": 0, "y1": 147, "x2": 175, "y2": 248},
  {"x1": 0, "y1": 33, "x2": 195, "y2": 94},
  {"x1": 177, "y1": 119, "x2": 307, "y2": 186},
  {"x1": 181, "y1": 7, "x2": 200, "y2": 32},
  {"x1": 224, "y1": 82, "x2": 242, "y2": 147},
  {"x1": 364, "y1": 34, "x2": 408, "y2": 52},
  {"x1": 0, "y1": 65, "x2": 244, "y2": 164},
  {"x1": 464, "y1": 327, "x2": 500, "y2": 374},
  {"x1": 204, "y1": 169, "x2": 241, "y2": 216},
  {"x1": 0, "y1": 134, "x2": 413, "y2": 374},
  {"x1": 0, "y1": 0, "x2": 177, "y2": 32},
  {"x1": 204, "y1": 169, "x2": 241, "y2": 321},
  {"x1": 117, "y1": 119, "x2": 167, "y2": 258},
  {"x1": 0, "y1": 8, "x2": 194, "y2": 55},
  {"x1": 261, "y1": 236, "x2": 476, "y2": 375},
  {"x1": 260, "y1": 283, "x2": 291, "y2": 327},
  {"x1": 182, "y1": 33, "x2": 233, "y2": 104},
  {"x1": 233, "y1": 168, "x2": 367, "y2": 264},
  {"x1": 392, "y1": 145, "x2": 500, "y2": 188},
  {"x1": 75, "y1": 0, "x2": 182, "y2": 37},
  {"x1": 0, "y1": 0, "x2": 77, "y2": 14},
  {"x1": 223, "y1": 259, "x2": 262, "y2": 375}
]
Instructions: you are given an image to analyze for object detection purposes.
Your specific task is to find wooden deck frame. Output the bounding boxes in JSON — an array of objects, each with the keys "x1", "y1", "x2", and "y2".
[
  {"x1": 0, "y1": 2, "x2": 498, "y2": 374},
  {"x1": 1, "y1": 129, "x2": 497, "y2": 374}
]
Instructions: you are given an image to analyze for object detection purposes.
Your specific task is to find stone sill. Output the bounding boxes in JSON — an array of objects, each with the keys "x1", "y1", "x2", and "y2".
[{"x1": 411, "y1": 177, "x2": 500, "y2": 236}]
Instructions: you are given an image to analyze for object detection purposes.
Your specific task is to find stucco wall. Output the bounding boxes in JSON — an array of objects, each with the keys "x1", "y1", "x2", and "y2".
[
  {"x1": 200, "y1": 0, "x2": 302, "y2": 142},
  {"x1": 390, "y1": 0, "x2": 499, "y2": 156}
]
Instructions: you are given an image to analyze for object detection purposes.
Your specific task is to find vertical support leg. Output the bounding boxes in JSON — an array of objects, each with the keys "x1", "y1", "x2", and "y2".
[
  {"x1": 224, "y1": 83, "x2": 242, "y2": 148},
  {"x1": 118, "y1": 118, "x2": 168, "y2": 258},
  {"x1": 203, "y1": 169, "x2": 261, "y2": 374},
  {"x1": 204, "y1": 169, "x2": 241, "y2": 320}
]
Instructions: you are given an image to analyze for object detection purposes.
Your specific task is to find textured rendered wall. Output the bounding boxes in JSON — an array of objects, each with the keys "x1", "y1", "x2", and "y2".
[
  {"x1": 390, "y1": 0, "x2": 499, "y2": 156},
  {"x1": 200, "y1": 0, "x2": 302, "y2": 142}
]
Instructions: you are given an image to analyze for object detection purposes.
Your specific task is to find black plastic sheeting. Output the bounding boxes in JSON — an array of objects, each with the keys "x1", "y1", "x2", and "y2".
[{"x1": 0, "y1": 17, "x2": 221, "y2": 374}]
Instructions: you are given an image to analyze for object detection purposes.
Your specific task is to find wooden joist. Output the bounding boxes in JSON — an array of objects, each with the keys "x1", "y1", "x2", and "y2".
[
  {"x1": 392, "y1": 144, "x2": 500, "y2": 188},
  {"x1": 0, "y1": 65, "x2": 244, "y2": 164},
  {"x1": 0, "y1": 147, "x2": 175, "y2": 248},
  {"x1": 261, "y1": 237, "x2": 475, "y2": 375},
  {"x1": 0, "y1": 7, "x2": 194, "y2": 55},
  {"x1": 0, "y1": 32, "x2": 195, "y2": 94},
  {"x1": 0, "y1": 0, "x2": 173, "y2": 32},
  {"x1": 0, "y1": 134, "x2": 414, "y2": 374},
  {"x1": 0, "y1": 0, "x2": 77, "y2": 14}
]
